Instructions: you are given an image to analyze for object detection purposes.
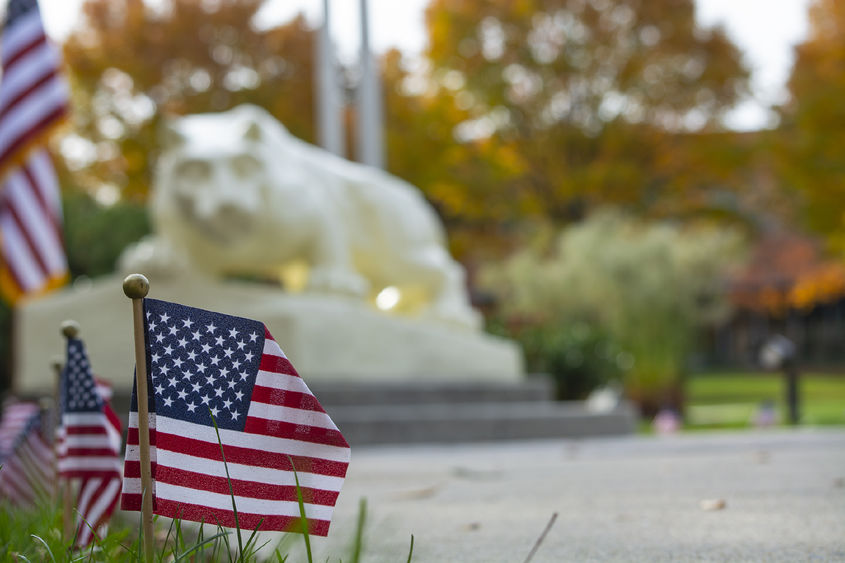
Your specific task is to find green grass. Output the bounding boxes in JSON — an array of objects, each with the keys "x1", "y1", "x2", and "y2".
[
  {"x1": 686, "y1": 371, "x2": 845, "y2": 428},
  {"x1": 1, "y1": 413, "x2": 412, "y2": 562},
  {"x1": 0, "y1": 492, "x2": 402, "y2": 562}
]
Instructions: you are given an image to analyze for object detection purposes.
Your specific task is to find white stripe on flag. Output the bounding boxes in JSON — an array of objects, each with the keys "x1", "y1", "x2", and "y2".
[
  {"x1": 246, "y1": 401, "x2": 338, "y2": 431},
  {"x1": 58, "y1": 458, "x2": 122, "y2": 472},
  {"x1": 6, "y1": 168, "x2": 64, "y2": 272},
  {"x1": 156, "y1": 416, "x2": 350, "y2": 463},
  {"x1": 59, "y1": 434, "x2": 117, "y2": 449},
  {"x1": 76, "y1": 477, "x2": 120, "y2": 546},
  {"x1": 0, "y1": 76, "x2": 66, "y2": 155},
  {"x1": 263, "y1": 338, "x2": 288, "y2": 359},
  {"x1": 0, "y1": 210, "x2": 42, "y2": 290},
  {"x1": 149, "y1": 449, "x2": 346, "y2": 491},
  {"x1": 63, "y1": 412, "x2": 112, "y2": 426},
  {"x1": 0, "y1": 41, "x2": 57, "y2": 109},
  {"x1": 154, "y1": 481, "x2": 335, "y2": 521},
  {"x1": 0, "y1": 11, "x2": 43, "y2": 64},
  {"x1": 254, "y1": 370, "x2": 306, "y2": 393}
]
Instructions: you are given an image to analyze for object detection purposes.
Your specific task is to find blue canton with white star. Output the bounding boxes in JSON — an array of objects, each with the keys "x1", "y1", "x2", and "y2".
[
  {"x1": 63, "y1": 339, "x2": 103, "y2": 414},
  {"x1": 135, "y1": 299, "x2": 265, "y2": 432}
]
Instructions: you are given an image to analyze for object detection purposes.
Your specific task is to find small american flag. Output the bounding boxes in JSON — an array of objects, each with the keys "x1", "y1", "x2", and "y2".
[
  {"x1": 57, "y1": 337, "x2": 122, "y2": 546},
  {"x1": 121, "y1": 299, "x2": 351, "y2": 536},
  {"x1": 0, "y1": 401, "x2": 53, "y2": 506},
  {"x1": 0, "y1": 0, "x2": 69, "y2": 302}
]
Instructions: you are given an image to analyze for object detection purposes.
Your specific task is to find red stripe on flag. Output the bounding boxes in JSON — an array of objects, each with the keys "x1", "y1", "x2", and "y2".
[
  {"x1": 242, "y1": 416, "x2": 349, "y2": 448},
  {"x1": 121, "y1": 460, "x2": 159, "y2": 479},
  {"x1": 258, "y1": 353, "x2": 298, "y2": 376},
  {"x1": 2, "y1": 187, "x2": 49, "y2": 277},
  {"x1": 250, "y1": 386, "x2": 326, "y2": 413},
  {"x1": 0, "y1": 104, "x2": 66, "y2": 164},
  {"x1": 153, "y1": 465, "x2": 340, "y2": 505},
  {"x1": 155, "y1": 498, "x2": 331, "y2": 537},
  {"x1": 155, "y1": 431, "x2": 349, "y2": 478},
  {"x1": 62, "y1": 447, "x2": 121, "y2": 457},
  {"x1": 60, "y1": 469, "x2": 121, "y2": 480},
  {"x1": 64, "y1": 425, "x2": 110, "y2": 435},
  {"x1": 126, "y1": 427, "x2": 157, "y2": 446},
  {"x1": 21, "y1": 160, "x2": 61, "y2": 244},
  {"x1": 0, "y1": 66, "x2": 56, "y2": 122},
  {"x1": 1, "y1": 31, "x2": 47, "y2": 71}
]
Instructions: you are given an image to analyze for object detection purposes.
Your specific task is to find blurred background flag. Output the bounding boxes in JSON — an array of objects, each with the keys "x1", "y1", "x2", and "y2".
[
  {"x1": 122, "y1": 299, "x2": 351, "y2": 536},
  {"x1": 57, "y1": 336, "x2": 122, "y2": 546},
  {"x1": 0, "y1": 400, "x2": 53, "y2": 505},
  {"x1": 0, "y1": 0, "x2": 68, "y2": 303}
]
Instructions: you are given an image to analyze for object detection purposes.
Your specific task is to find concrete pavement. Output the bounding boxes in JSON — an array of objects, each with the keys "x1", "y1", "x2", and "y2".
[{"x1": 303, "y1": 428, "x2": 845, "y2": 562}]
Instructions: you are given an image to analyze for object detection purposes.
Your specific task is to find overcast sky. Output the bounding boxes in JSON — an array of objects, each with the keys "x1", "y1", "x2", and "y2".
[{"x1": 38, "y1": 0, "x2": 812, "y2": 130}]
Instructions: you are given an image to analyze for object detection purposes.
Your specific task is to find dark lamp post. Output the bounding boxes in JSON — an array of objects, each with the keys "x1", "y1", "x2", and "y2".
[{"x1": 759, "y1": 334, "x2": 800, "y2": 425}]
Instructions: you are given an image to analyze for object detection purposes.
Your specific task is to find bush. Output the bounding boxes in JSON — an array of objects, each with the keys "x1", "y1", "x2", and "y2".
[
  {"x1": 502, "y1": 321, "x2": 628, "y2": 400},
  {"x1": 481, "y1": 210, "x2": 745, "y2": 414}
]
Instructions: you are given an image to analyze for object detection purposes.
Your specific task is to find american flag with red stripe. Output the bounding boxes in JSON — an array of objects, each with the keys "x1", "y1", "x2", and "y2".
[
  {"x1": 121, "y1": 299, "x2": 351, "y2": 536},
  {"x1": 0, "y1": 400, "x2": 54, "y2": 506},
  {"x1": 57, "y1": 337, "x2": 122, "y2": 546},
  {"x1": 0, "y1": 0, "x2": 68, "y2": 302}
]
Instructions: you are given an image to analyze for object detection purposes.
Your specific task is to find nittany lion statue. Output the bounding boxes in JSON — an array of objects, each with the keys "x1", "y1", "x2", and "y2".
[{"x1": 119, "y1": 104, "x2": 481, "y2": 328}]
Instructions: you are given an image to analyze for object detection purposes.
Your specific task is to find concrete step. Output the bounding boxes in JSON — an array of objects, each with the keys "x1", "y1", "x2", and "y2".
[
  {"x1": 324, "y1": 400, "x2": 638, "y2": 446},
  {"x1": 308, "y1": 377, "x2": 555, "y2": 407}
]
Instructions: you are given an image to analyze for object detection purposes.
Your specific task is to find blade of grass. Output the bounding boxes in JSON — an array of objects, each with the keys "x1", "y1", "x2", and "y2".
[
  {"x1": 406, "y1": 534, "x2": 415, "y2": 563},
  {"x1": 174, "y1": 514, "x2": 185, "y2": 556},
  {"x1": 209, "y1": 410, "x2": 245, "y2": 562},
  {"x1": 349, "y1": 498, "x2": 367, "y2": 563},
  {"x1": 160, "y1": 515, "x2": 177, "y2": 562},
  {"x1": 172, "y1": 530, "x2": 231, "y2": 562},
  {"x1": 30, "y1": 534, "x2": 56, "y2": 563},
  {"x1": 214, "y1": 518, "x2": 234, "y2": 563},
  {"x1": 288, "y1": 456, "x2": 313, "y2": 563},
  {"x1": 242, "y1": 516, "x2": 265, "y2": 559},
  {"x1": 522, "y1": 512, "x2": 558, "y2": 563}
]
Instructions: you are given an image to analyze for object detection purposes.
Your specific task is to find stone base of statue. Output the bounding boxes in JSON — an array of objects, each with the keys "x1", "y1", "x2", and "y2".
[{"x1": 14, "y1": 274, "x2": 524, "y2": 395}]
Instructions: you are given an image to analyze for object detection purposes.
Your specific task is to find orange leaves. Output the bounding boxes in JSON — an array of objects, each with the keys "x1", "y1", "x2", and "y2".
[
  {"x1": 729, "y1": 232, "x2": 845, "y2": 315},
  {"x1": 62, "y1": 0, "x2": 318, "y2": 201}
]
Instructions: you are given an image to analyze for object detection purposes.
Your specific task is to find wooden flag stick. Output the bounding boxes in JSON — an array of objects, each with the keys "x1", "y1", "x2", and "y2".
[
  {"x1": 49, "y1": 354, "x2": 63, "y2": 500},
  {"x1": 123, "y1": 274, "x2": 154, "y2": 562},
  {"x1": 59, "y1": 322, "x2": 78, "y2": 541}
]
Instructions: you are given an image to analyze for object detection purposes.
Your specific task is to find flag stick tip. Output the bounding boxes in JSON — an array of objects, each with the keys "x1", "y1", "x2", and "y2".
[
  {"x1": 51, "y1": 355, "x2": 63, "y2": 372},
  {"x1": 60, "y1": 320, "x2": 80, "y2": 339},
  {"x1": 123, "y1": 273, "x2": 150, "y2": 299}
]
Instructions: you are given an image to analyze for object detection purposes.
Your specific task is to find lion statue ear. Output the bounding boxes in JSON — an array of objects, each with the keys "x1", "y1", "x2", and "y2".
[
  {"x1": 244, "y1": 120, "x2": 262, "y2": 142},
  {"x1": 160, "y1": 120, "x2": 186, "y2": 150}
]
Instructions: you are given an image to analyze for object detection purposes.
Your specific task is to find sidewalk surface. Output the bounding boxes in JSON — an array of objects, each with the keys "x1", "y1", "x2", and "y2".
[{"x1": 308, "y1": 428, "x2": 845, "y2": 562}]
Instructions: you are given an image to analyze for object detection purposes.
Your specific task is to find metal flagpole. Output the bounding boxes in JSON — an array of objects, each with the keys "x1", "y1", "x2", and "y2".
[
  {"x1": 356, "y1": 0, "x2": 384, "y2": 169},
  {"x1": 316, "y1": 0, "x2": 345, "y2": 157}
]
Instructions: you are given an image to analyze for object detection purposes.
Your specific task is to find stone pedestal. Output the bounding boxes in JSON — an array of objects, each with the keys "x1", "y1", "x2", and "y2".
[{"x1": 14, "y1": 274, "x2": 524, "y2": 394}]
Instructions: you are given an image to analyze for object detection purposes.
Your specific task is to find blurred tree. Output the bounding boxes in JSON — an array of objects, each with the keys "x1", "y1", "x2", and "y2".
[
  {"x1": 62, "y1": 0, "x2": 317, "y2": 201},
  {"x1": 396, "y1": 0, "x2": 750, "y2": 257},
  {"x1": 777, "y1": 0, "x2": 845, "y2": 252},
  {"x1": 382, "y1": 49, "x2": 523, "y2": 258}
]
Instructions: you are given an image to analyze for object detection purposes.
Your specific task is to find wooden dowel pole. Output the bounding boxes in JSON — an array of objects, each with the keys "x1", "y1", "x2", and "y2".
[
  {"x1": 123, "y1": 274, "x2": 154, "y2": 562},
  {"x1": 50, "y1": 355, "x2": 62, "y2": 495},
  {"x1": 62, "y1": 479, "x2": 74, "y2": 541},
  {"x1": 59, "y1": 322, "x2": 78, "y2": 542}
]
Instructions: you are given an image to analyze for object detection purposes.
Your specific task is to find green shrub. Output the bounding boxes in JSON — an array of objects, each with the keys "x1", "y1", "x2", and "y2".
[{"x1": 481, "y1": 210, "x2": 745, "y2": 413}]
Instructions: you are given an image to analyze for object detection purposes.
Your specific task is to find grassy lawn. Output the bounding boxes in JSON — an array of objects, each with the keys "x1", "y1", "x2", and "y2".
[{"x1": 685, "y1": 372, "x2": 845, "y2": 428}]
